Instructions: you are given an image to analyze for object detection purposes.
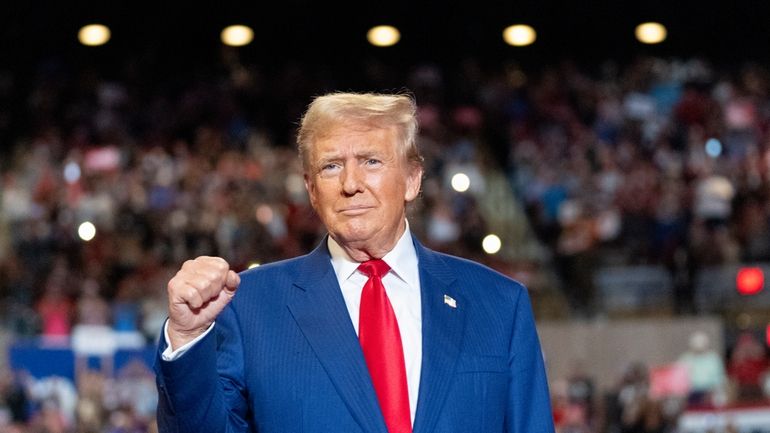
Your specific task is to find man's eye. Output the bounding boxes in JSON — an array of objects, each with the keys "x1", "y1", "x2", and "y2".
[
  {"x1": 321, "y1": 163, "x2": 340, "y2": 171},
  {"x1": 365, "y1": 159, "x2": 382, "y2": 166}
]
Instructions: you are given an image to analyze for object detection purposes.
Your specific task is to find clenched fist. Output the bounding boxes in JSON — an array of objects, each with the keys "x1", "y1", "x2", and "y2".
[{"x1": 166, "y1": 256, "x2": 240, "y2": 350}]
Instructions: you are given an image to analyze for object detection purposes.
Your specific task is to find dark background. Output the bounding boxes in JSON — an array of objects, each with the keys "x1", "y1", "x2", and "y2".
[{"x1": 3, "y1": 0, "x2": 769, "y2": 76}]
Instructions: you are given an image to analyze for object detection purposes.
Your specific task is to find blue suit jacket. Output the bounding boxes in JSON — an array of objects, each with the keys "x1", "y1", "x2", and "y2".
[{"x1": 155, "y1": 238, "x2": 554, "y2": 433}]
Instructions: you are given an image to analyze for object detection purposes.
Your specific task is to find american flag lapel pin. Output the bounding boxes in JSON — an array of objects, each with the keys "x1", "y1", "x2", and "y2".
[{"x1": 443, "y1": 294, "x2": 457, "y2": 309}]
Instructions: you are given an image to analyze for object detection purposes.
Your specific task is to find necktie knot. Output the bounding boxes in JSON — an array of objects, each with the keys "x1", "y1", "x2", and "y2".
[{"x1": 358, "y1": 259, "x2": 390, "y2": 279}]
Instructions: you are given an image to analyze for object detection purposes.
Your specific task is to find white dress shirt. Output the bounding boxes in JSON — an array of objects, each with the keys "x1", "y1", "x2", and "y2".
[
  {"x1": 162, "y1": 222, "x2": 423, "y2": 423},
  {"x1": 328, "y1": 224, "x2": 422, "y2": 424}
]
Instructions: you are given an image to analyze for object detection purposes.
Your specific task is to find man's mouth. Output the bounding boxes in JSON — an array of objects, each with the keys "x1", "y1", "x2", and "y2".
[{"x1": 338, "y1": 205, "x2": 374, "y2": 216}]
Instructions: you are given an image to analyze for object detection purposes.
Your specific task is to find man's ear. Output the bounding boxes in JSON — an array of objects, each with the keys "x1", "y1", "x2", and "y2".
[
  {"x1": 304, "y1": 174, "x2": 318, "y2": 209},
  {"x1": 404, "y1": 165, "x2": 423, "y2": 203}
]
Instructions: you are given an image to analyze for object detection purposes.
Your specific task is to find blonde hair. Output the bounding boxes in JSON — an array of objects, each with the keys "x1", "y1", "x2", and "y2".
[{"x1": 297, "y1": 92, "x2": 422, "y2": 172}]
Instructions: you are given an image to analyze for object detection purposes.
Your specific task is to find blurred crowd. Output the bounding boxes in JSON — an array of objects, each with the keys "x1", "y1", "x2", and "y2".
[
  {"x1": 552, "y1": 330, "x2": 770, "y2": 433},
  {"x1": 0, "y1": 360, "x2": 157, "y2": 433},
  {"x1": 504, "y1": 57, "x2": 770, "y2": 317},
  {"x1": 2, "y1": 50, "x2": 770, "y2": 431}
]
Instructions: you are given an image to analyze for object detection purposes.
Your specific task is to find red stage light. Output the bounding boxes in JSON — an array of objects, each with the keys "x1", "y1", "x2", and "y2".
[{"x1": 737, "y1": 267, "x2": 764, "y2": 295}]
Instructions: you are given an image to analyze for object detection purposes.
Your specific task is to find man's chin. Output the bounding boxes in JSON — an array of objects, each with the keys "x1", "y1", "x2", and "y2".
[
  {"x1": 331, "y1": 226, "x2": 380, "y2": 245},
  {"x1": 334, "y1": 231, "x2": 373, "y2": 246}
]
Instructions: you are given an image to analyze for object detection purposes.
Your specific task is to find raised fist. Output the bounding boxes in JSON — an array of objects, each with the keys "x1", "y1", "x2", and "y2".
[{"x1": 166, "y1": 256, "x2": 240, "y2": 350}]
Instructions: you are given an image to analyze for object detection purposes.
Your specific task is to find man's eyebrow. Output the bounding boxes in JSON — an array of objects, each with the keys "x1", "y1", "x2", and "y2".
[
  {"x1": 315, "y1": 152, "x2": 342, "y2": 162},
  {"x1": 317, "y1": 148, "x2": 381, "y2": 160}
]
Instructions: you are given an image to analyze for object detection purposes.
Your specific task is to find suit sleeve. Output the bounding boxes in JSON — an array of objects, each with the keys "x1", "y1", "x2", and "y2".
[
  {"x1": 505, "y1": 287, "x2": 555, "y2": 433},
  {"x1": 154, "y1": 305, "x2": 251, "y2": 433}
]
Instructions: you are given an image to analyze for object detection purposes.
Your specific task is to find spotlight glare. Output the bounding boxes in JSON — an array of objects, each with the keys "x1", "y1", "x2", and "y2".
[
  {"x1": 78, "y1": 221, "x2": 96, "y2": 241},
  {"x1": 78, "y1": 24, "x2": 111, "y2": 46},
  {"x1": 367, "y1": 25, "x2": 401, "y2": 47},
  {"x1": 451, "y1": 173, "x2": 471, "y2": 192},
  {"x1": 705, "y1": 138, "x2": 722, "y2": 158},
  {"x1": 248, "y1": 262, "x2": 261, "y2": 269},
  {"x1": 636, "y1": 22, "x2": 667, "y2": 44},
  {"x1": 482, "y1": 234, "x2": 502, "y2": 254},
  {"x1": 503, "y1": 24, "x2": 536, "y2": 47},
  {"x1": 221, "y1": 25, "x2": 254, "y2": 47}
]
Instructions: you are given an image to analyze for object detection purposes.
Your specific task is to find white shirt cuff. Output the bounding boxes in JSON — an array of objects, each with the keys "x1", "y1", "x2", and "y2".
[{"x1": 161, "y1": 320, "x2": 215, "y2": 361}]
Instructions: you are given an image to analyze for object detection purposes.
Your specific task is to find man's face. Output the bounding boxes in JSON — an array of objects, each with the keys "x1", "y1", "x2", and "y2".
[{"x1": 304, "y1": 123, "x2": 422, "y2": 258}]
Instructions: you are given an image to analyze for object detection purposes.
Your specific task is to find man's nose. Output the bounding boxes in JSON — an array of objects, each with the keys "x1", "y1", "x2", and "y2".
[{"x1": 341, "y1": 164, "x2": 365, "y2": 195}]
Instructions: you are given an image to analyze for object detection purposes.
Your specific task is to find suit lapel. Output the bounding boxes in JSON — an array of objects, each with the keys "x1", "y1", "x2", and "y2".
[
  {"x1": 412, "y1": 242, "x2": 466, "y2": 433},
  {"x1": 287, "y1": 242, "x2": 388, "y2": 433}
]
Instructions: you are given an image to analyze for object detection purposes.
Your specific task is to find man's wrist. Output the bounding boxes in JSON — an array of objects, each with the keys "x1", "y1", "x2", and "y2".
[
  {"x1": 167, "y1": 323, "x2": 213, "y2": 351},
  {"x1": 162, "y1": 320, "x2": 215, "y2": 361}
]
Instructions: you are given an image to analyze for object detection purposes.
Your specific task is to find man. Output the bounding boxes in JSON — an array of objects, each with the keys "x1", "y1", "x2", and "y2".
[{"x1": 155, "y1": 92, "x2": 554, "y2": 433}]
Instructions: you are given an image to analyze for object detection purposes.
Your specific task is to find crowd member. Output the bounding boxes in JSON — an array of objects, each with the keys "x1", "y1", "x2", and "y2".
[
  {"x1": 727, "y1": 331, "x2": 769, "y2": 401},
  {"x1": 677, "y1": 331, "x2": 727, "y2": 407},
  {"x1": 602, "y1": 362, "x2": 679, "y2": 433},
  {"x1": 0, "y1": 367, "x2": 30, "y2": 429}
]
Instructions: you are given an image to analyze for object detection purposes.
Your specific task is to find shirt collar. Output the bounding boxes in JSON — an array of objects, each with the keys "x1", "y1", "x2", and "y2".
[{"x1": 328, "y1": 220, "x2": 420, "y2": 290}]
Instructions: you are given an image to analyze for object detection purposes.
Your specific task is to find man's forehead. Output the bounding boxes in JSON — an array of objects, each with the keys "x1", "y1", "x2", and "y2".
[{"x1": 313, "y1": 125, "x2": 398, "y2": 153}]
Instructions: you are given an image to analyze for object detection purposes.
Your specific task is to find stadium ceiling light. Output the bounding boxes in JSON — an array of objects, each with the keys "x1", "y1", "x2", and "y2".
[
  {"x1": 78, "y1": 24, "x2": 111, "y2": 46},
  {"x1": 367, "y1": 25, "x2": 401, "y2": 47},
  {"x1": 221, "y1": 25, "x2": 254, "y2": 47},
  {"x1": 635, "y1": 22, "x2": 667, "y2": 44},
  {"x1": 503, "y1": 24, "x2": 536, "y2": 47}
]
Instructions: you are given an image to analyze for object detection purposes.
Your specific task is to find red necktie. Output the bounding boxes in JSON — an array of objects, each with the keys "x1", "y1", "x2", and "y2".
[{"x1": 358, "y1": 259, "x2": 412, "y2": 433}]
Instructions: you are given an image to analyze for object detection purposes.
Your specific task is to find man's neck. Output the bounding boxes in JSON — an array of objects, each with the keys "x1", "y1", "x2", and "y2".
[{"x1": 328, "y1": 220, "x2": 410, "y2": 262}]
